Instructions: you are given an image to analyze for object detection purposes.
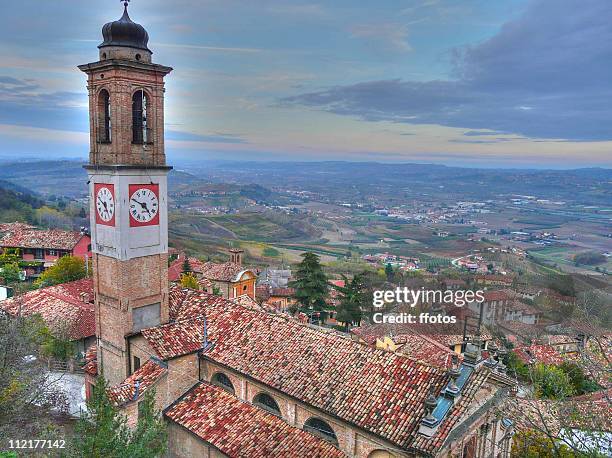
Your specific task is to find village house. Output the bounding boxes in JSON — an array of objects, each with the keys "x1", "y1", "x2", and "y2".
[
  {"x1": 266, "y1": 287, "x2": 296, "y2": 311},
  {"x1": 168, "y1": 249, "x2": 257, "y2": 300},
  {"x1": 502, "y1": 300, "x2": 542, "y2": 325},
  {"x1": 474, "y1": 274, "x2": 514, "y2": 287},
  {"x1": 0, "y1": 224, "x2": 91, "y2": 278},
  {"x1": 0, "y1": 278, "x2": 95, "y2": 356},
  {"x1": 467, "y1": 290, "x2": 513, "y2": 325}
]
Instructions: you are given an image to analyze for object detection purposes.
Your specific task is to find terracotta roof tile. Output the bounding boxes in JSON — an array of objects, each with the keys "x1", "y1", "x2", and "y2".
[
  {"x1": 168, "y1": 257, "x2": 254, "y2": 282},
  {"x1": 352, "y1": 321, "x2": 491, "y2": 348},
  {"x1": 108, "y1": 360, "x2": 167, "y2": 406},
  {"x1": 0, "y1": 278, "x2": 94, "y2": 340},
  {"x1": 165, "y1": 382, "x2": 346, "y2": 458},
  {"x1": 83, "y1": 344, "x2": 98, "y2": 376},
  {"x1": 0, "y1": 228, "x2": 86, "y2": 250},
  {"x1": 142, "y1": 289, "x2": 450, "y2": 449},
  {"x1": 513, "y1": 344, "x2": 564, "y2": 365}
]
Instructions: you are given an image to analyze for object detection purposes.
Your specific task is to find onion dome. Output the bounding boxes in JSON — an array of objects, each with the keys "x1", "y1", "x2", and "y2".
[{"x1": 99, "y1": 2, "x2": 151, "y2": 52}]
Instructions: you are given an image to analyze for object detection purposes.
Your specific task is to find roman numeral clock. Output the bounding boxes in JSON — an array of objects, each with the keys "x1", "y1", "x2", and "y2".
[{"x1": 129, "y1": 184, "x2": 160, "y2": 226}]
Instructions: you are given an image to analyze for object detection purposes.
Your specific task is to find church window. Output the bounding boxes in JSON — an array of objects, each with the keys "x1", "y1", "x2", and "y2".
[
  {"x1": 304, "y1": 417, "x2": 339, "y2": 447},
  {"x1": 253, "y1": 392, "x2": 281, "y2": 416},
  {"x1": 132, "y1": 90, "x2": 152, "y2": 144},
  {"x1": 211, "y1": 372, "x2": 235, "y2": 395},
  {"x1": 97, "y1": 89, "x2": 111, "y2": 143}
]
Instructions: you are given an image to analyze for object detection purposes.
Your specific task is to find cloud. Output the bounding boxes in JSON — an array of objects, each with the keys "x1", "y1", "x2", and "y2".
[
  {"x1": 350, "y1": 23, "x2": 412, "y2": 53},
  {"x1": 0, "y1": 75, "x2": 87, "y2": 131},
  {"x1": 153, "y1": 42, "x2": 263, "y2": 53},
  {"x1": 166, "y1": 130, "x2": 247, "y2": 143},
  {"x1": 283, "y1": 0, "x2": 612, "y2": 140},
  {"x1": 267, "y1": 4, "x2": 327, "y2": 18}
]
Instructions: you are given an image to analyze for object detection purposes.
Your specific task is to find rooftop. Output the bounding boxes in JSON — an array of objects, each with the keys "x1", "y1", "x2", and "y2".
[
  {"x1": 142, "y1": 287, "x2": 451, "y2": 450},
  {"x1": 164, "y1": 382, "x2": 347, "y2": 458},
  {"x1": 109, "y1": 359, "x2": 167, "y2": 406},
  {"x1": 513, "y1": 344, "x2": 564, "y2": 365},
  {"x1": 0, "y1": 278, "x2": 94, "y2": 340},
  {"x1": 0, "y1": 228, "x2": 87, "y2": 251},
  {"x1": 168, "y1": 256, "x2": 252, "y2": 283}
]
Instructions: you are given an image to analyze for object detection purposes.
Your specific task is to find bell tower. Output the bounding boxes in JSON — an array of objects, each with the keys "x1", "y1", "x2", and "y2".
[{"x1": 79, "y1": 1, "x2": 173, "y2": 385}]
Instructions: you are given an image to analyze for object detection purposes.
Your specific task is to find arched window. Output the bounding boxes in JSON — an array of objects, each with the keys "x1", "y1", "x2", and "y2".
[
  {"x1": 253, "y1": 392, "x2": 281, "y2": 416},
  {"x1": 132, "y1": 90, "x2": 151, "y2": 144},
  {"x1": 303, "y1": 417, "x2": 339, "y2": 447},
  {"x1": 368, "y1": 451, "x2": 396, "y2": 458},
  {"x1": 211, "y1": 372, "x2": 235, "y2": 395},
  {"x1": 97, "y1": 90, "x2": 111, "y2": 143}
]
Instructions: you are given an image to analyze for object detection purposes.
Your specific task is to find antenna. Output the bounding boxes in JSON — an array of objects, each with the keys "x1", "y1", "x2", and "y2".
[{"x1": 201, "y1": 315, "x2": 215, "y2": 353}]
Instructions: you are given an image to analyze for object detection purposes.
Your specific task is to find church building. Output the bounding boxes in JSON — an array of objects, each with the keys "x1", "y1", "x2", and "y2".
[{"x1": 82, "y1": 4, "x2": 516, "y2": 457}]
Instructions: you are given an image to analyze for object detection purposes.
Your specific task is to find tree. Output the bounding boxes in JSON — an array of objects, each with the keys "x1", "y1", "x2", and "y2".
[
  {"x1": 72, "y1": 379, "x2": 167, "y2": 458},
  {"x1": 385, "y1": 263, "x2": 394, "y2": 282},
  {"x1": 35, "y1": 256, "x2": 87, "y2": 288},
  {"x1": 504, "y1": 350, "x2": 530, "y2": 380},
  {"x1": 124, "y1": 390, "x2": 168, "y2": 457},
  {"x1": 39, "y1": 322, "x2": 76, "y2": 362},
  {"x1": 333, "y1": 273, "x2": 367, "y2": 332},
  {"x1": 558, "y1": 361, "x2": 599, "y2": 396},
  {"x1": 182, "y1": 257, "x2": 192, "y2": 273},
  {"x1": 0, "y1": 262, "x2": 21, "y2": 285},
  {"x1": 511, "y1": 430, "x2": 576, "y2": 458},
  {"x1": 0, "y1": 248, "x2": 21, "y2": 267},
  {"x1": 71, "y1": 376, "x2": 129, "y2": 457},
  {"x1": 532, "y1": 363, "x2": 575, "y2": 400},
  {"x1": 0, "y1": 312, "x2": 68, "y2": 439},
  {"x1": 179, "y1": 273, "x2": 200, "y2": 290},
  {"x1": 289, "y1": 252, "x2": 329, "y2": 321}
]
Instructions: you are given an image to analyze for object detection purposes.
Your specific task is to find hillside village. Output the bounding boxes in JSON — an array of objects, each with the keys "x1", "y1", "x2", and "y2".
[{"x1": 0, "y1": 3, "x2": 610, "y2": 458}]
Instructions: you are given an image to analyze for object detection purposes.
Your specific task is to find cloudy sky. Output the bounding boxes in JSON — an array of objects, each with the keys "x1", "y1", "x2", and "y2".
[{"x1": 1, "y1": 0, "x2": 610, "y2": 168}]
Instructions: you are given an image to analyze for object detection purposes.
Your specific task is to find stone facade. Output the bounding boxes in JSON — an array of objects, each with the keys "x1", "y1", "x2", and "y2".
[{"x1": 167, "y1": 421, "x2": 226, "y2": 458}]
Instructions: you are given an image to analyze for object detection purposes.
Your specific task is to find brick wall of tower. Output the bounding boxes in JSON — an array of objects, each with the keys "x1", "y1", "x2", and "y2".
[
  {"x1": 85, "y1": 64, "x2": 168, "y2": 166},
  {"x1": 93, "y1": 252, "x2": 169, "y2": 384}
]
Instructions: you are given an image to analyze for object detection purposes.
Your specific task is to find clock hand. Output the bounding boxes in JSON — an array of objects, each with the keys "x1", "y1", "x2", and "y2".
[{"x1": 132, "y1": 199, "x2": 152, "y2": 216}]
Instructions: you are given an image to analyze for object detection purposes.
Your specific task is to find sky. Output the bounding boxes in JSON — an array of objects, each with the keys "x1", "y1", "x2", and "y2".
[{"x1": 0, "y1": 0, "x2": 611, "y2": 168}]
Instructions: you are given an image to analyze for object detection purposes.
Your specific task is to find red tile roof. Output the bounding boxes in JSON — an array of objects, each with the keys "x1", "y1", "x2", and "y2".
[
  {"x1": 168, "y1": 257, "x2": 253, "y2": 283},
  {"x1": 269, "y1": 287, "x2": 295, "y2": 297},
  {"x1": 0, "y1": 228, "x2": 87, "y2": 250},
  {"x1": 0, "y1": 222, "x2": 35, "y2": 233},
  {"x1": 482, "y1": 290, "x2": 511, "y2": 302},
  {"x1": 513, "y1": 344, "x2": 564, "y2": 365},
  {"x1": 0, "y1": 278, "x2": 94, "y2": 340},
  {"x1": 83, "y1": 344, "x2": 98, "y2": 376},
  {"x1": 109, "y1": 360, "x2": 167, "y2": 406},
  {"x1": 352, "y1": 321, "x2": 491, "y2": 348},
  {"x1": 167, "y1": 257, "x2": 208, "y2": 282},
  {"x1": 142, "y1": 288, "x2": 450, "y2": 450},
  {"x1": 392, "y1": 333, "x2": 461, "y2": 368},
  {"x1": 165, "y1": 382, "x2": 347, "y2": 458}
]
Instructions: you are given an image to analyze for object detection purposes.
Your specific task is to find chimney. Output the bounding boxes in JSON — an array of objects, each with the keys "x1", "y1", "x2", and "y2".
[{"x1": 229, "y1": 248, "x2": 243, "y2": 266}]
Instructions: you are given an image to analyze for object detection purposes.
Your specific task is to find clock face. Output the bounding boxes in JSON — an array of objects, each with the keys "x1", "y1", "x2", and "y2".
[
  {"x1": 94, "y1": 184, "x2": 115, "y2": 226},
  {"x1": 129, "y1": 184, "x2": 160, "y2": 226}
]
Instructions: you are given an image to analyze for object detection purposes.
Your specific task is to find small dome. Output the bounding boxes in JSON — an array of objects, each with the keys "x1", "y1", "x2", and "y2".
[{"x1": 99, "y1": 4, "x2": 150, "y2": 52}]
